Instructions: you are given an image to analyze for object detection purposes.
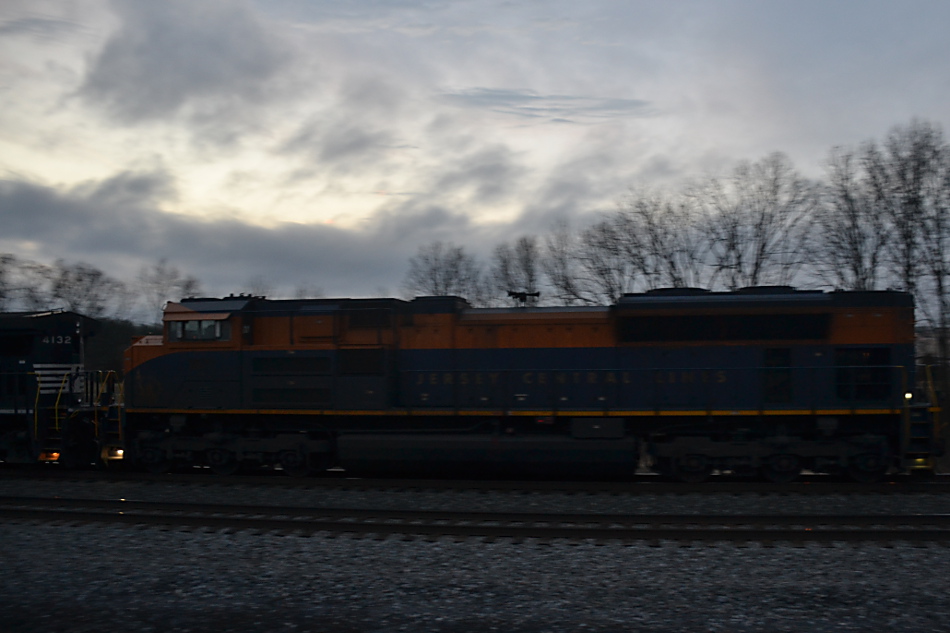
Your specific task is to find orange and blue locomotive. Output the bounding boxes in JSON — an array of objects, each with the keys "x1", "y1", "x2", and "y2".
[{"x1": 122, "y1": 287, "x2": 942, "y2": 481}]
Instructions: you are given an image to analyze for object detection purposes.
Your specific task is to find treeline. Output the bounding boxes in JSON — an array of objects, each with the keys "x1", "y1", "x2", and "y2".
[
  {"x1": 0, "y1": 257, "x2": 201, "y2": 325},
  {"x1": 2, "y1": 119, "x2": 948, "y2": 371},
  {"x1": 404, "y1": 119, "x2": 950, "y2": 368},
  {"x1": 0, "y1": 258, "x2": 204, "y2": 370}
]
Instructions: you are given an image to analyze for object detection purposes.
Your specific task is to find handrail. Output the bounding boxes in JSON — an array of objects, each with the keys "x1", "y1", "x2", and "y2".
[
  {"x1": 53, "y1": 373, "x2": 70, "y2": 430},
  {"x1": 32, "y1": 372, "x2": 40, "y2": 438},
  {"x1": 91, "y1": 370, "x2": 118, "y2": 439},
  {"x1": 923, "y1": 365, "x2": 944, "y2": 441},
  {"x1": 923, "y1": 365, "x2": 940, "y2": 407},
  {"x1": 901, "y1": 365, "x2": 912, "y2": 456},
  {"x1": 94, "y1": 370, "x2": 118, "y2": 406}
]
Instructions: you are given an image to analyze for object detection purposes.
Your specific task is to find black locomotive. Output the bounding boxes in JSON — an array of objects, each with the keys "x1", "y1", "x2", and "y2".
[{"x1": 0, "y1": 310, "x2": 119, "y2": 467}]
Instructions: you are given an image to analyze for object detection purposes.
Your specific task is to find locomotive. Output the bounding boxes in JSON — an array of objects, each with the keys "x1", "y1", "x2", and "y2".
[
  {"x1": 118, "y1": 286, "x2": 943, "y2": 482},
  {"x1": 0, "y1": 310, "x2": 120, "y2": 467}
]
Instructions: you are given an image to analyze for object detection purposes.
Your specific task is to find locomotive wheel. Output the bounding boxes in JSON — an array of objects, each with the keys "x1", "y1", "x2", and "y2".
[
  {"x1": 676, "y1": 454, "x2": 712, "y2": 483},
  {"x1": 279, "y1": 450, "x2": 312, "y2": 478},
  {"x1": 761, "y1": 454, "x2": 801, "y2": 484},
  {"x1": 61, "y1": 420, "x2": 98, "y2": 469},
  {"x1": 652, "y1": 457, "x2": 677, "y2": 481},
  {"x1": 847, "y1": 453, "x2": 887, "y2": 483},
  {"x1": 141, "y1": 447, "x2": 171, "y2": 474},
  {"x1": 60, "y1": 441, "x2": 97, "y2": 470},
  {"x1": 206, "y1": 448, "x2": 240, "y2": 476}
]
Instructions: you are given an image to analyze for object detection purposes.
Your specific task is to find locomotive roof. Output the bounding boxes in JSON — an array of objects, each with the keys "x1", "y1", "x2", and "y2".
[
  {"x1": 172, "y1": 288, "x2": 913, "y2": 318},
  {"x1": 172, "y1": 295, "x2": 412, "y2": 318},
  {"x1": 615, "y1": 288, "x2": 913, "y2": 310},
  {"x1": 466, "y1": 306, "x2": 608, "y2": 315},
  {"x1": 0, "y1": 310, "x2": 97, "y2": 329}
]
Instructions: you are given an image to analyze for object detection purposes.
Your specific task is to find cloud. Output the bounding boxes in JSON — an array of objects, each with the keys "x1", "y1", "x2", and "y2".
[
  {"x1": 0, "y1": 169, "x2": 180, "y2": 257},
  {"x1": 4, "y1": 0, "x2": 950, "y2": 310},
  {"x1": 279, "y1": 120, "x2": 399, "y2": 168},
  {"x1": 439, "y1": 87, "x2": 652, "y2": 123},
  {"x1": 0, "y1": 169, "x2": 496, "y2": 299},
  {"x1": 430, "y1": 144, "x2": 528, "y2": 206},
  {"x1": 0, "y1": 16, "x2": 79, "y2": 39},
  {"x1": 77, "y1": 0, "x2": 291, "y2": 126},
  {"x1": 73, "y1": 169, "x2": 179, "y2": 209}
]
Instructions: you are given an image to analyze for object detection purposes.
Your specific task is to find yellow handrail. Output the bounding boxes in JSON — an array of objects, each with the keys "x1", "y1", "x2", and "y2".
[
  {"x1": 90, "y1": 370, "x2": 118, "y2": 439},
  {"x1": 901, "y1": 365, "x2": 910, "y2": 455},
  {"x1": 924, "y1": 365, "x2": 940, "y2": 407},
  {"x1": 924, "y1": 365, "x2": 944, "y2": 440},
  {"x1": 53, "y1": 373, "x2": 70, "y2": 430},
  {"x1": 94, "y1": 370, "x2": 118, "y2": 406}
]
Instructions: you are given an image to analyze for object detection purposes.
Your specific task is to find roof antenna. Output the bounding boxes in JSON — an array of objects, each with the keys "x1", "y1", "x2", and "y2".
[{"x1": 507, "y1": 291, "x2": 540, "y2": 307}]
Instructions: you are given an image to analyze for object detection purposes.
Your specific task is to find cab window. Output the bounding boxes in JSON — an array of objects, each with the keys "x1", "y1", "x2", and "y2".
[{"x1": 169, "y1": 320, "x2": 231, "y2": 342}]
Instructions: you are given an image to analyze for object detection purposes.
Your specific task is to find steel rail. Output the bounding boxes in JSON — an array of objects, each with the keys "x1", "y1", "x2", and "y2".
[
  {"x1": 3, "y1": 496, "x2": 950, "y2": 543},
  {"x1": 3, "y1": 468, "x2": 950, "y2": 495}
]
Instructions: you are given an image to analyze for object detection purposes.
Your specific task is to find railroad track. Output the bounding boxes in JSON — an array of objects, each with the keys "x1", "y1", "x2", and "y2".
[
  {"x1": 4, "y1": 467, "x2": 950, "y2": 495},
  {"x1": 3, "y1": 495, "x2": 950, "y2": 544}
]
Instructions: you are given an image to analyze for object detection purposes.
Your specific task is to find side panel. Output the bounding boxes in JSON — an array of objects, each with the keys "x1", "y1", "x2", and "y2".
[
  {"x1": 128, "y1": 348, "x2": 398, "y2": 412},
  {"x1": 243, "y1": 351, "x2": 333, "y2": 409},
  {"x1": 126, "y1": 351, "x2": 242, "y2": 409},
  {"x1": 397, "y1": 344, "x2": 910, "y2": 414},
  {"x1": 336, "y1": 433, "x2": 639, "y2": 476}
]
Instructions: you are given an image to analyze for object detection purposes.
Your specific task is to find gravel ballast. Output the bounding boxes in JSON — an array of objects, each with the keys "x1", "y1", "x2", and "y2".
[
  {"x1": 1, "y1": 522, "x2": 949, "y2": 633},
  {"x1": 2, "y1": 477, "x2": 950, "y2": 632}
]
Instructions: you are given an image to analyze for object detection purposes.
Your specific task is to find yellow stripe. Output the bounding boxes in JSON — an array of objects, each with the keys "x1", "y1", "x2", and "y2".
[
  {"x1": 330, "y1": 409, "x2": 409, "y2": 416},
  {"x1": 126, "y1": 407, "x2": 903, "y2": 417},
  {"x1": 509, "y1": 410, "x2": 605, "y2": 417}
]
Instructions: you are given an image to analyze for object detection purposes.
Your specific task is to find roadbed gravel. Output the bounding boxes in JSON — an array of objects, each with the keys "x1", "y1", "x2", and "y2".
[
  {"x1": 2, "y1": 477, "x2": 950, "y2": 632},
  {"x1": 2, "y1": 522, "x2": 949, "y2": 633}
]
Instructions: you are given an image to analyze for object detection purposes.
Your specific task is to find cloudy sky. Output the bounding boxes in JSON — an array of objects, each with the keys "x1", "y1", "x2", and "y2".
[{"x1": 2, "y1": 0, "x2": 949, "y2": 300}]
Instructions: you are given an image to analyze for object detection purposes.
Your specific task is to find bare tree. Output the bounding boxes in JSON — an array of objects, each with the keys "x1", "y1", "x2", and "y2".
[
  {"x1": 293, "y1": 283, "x2": 325, "y2": 299},
  {"x1": 698, "y1": 152, "x2": 817, "y2": 290},
  {"x1": 915, "y1": 127, "x2": 950, "y2": 398},
  {"x1": 615, "y1": 189, "x2": 715, "y2": 290},
  {"x1": 243, "y1": 276, "x2": 274, "y2": 298},
  {"x1": 491, "y1": 236, "x2": 541, "y2": 306},
  {"x1": 540, "y1": 219, "x2": 596, "y2": 305},
  {"x1": 10, "y1": 259, "x2": 55, "y2": 311},
  {"x1": 403, "y1": 241, "x2": 486, "y2": 304},
  {"x1": 0, "y1": 254, "x2": 14, "y2": 311},
  {"x1": 864, "y1": 120, "x2": 945, "y2": 295},
  {"x1": 811, "y1": 147, "x2": 888, "y2": 290},
  {"x1": 0, "y1": 256, "x2": 137, "y2": 319},
  {"x1": 137, "y1": 259, "x2": 202, "y2": 324},
  {"x1": 574, "y1": 218, "x2": 638, "y2": 304},
  {"x1": 47, "y1": 260, "x2": 126, "y2": 318}
]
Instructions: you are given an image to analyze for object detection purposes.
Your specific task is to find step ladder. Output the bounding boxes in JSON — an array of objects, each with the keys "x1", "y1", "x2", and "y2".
[{"x1": 902, "y1": 403, "x2": 939, "y2": 471}]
